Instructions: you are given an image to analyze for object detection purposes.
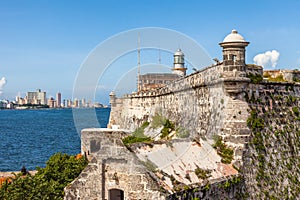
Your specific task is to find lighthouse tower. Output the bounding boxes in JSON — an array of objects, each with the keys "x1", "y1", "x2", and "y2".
[
  {"x1": 219, "y1": 30, "x2": 249, "y2": 77},
  {"x1": 172, "y1": 49, "x2": 187, "y2": 76}
]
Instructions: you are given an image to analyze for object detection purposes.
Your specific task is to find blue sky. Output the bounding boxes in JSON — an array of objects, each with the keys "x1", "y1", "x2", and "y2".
[{"x1": 0, "y1": 0, "x2": 300, "y2": 104}]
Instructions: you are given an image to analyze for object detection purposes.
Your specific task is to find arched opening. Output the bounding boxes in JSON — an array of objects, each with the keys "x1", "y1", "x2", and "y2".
[{"x1": 109, "y1": 189, "x2": 124, "y2": 200}]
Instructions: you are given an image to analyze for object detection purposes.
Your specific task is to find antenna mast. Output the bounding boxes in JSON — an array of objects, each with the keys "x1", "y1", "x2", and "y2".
[
  {"x1": 137, "y1": 33, "x2": 141, "y2": 92},
  {"x1": 158, "y1": 48, "x2": 161, "y2": 64}
]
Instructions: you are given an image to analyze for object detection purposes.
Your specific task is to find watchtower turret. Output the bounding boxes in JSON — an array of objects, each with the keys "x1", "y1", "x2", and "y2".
[{"x1": 219, "y1": 30, "x2": 249, "y2": 77}]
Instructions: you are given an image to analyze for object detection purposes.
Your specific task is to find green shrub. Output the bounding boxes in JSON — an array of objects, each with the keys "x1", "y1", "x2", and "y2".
[
  {"x1": 247, "y1": 73, "x2": 263, "y2": 84},
  {"x1": 247, "y1": 110, "x2": 265, "y2": 130},
  {"x1": 293, "y1": 77, "x2": 300, "y2": 82},
  {"x1": 0, "y1": 153, "x2": 87, "y2": 199},
  {"x1": 194, "y1": 167, "x2": 211, "y2": 179},
  {"x1": 160, "y1": 119, "x2": 175, "y2": 139},
  {"x1": 141, "y1": 121, "x2": 150, "y2": 129},
  {"x1": 212, "y1": 135, "x2": 234, "y2": 164},
  {"x1": 292, "y1": 107, "x2": 299, "y2": 117},
  {"x1": 122, "y1": 121, "x2": 153, "y2": 146}
]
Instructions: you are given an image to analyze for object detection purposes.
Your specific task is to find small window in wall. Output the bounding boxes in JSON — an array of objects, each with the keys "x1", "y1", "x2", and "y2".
[
  {"x1": 232, "y1": 55, "x2": 237, "y2": 61},
  {"x1": 109, "y1": 189, "x2": 124, "y2": 200}
]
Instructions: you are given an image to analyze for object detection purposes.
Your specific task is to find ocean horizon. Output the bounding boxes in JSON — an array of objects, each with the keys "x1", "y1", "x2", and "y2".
[{"x1": 0, "y1": 108, "x2": 110, "y2": 171}]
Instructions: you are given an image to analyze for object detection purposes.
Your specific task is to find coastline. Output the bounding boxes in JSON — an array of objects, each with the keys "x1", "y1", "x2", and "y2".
[{"x1": 0, "y1": 170, "x2": 38, "y2": 178}]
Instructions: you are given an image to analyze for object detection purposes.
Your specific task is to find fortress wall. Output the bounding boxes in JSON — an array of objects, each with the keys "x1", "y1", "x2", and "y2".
[
  {"x1": 65, "y1": 129, "x2": 165, "y2": 200},
  {"x1": 241, "y1": 82, "x2": 300, "y2": 199},
  {"x1": 109, "y1": 65, "x2": 252, "y2": 165},
  {"x1": 74, "y1": 74, "x2": 300, "y2": 199},
  {"x1": 109, "y1": 65, "x2": 226, "y2": 139},
  {"x1": 166, "y1": 175, "x2": 245, "y2": 200}
]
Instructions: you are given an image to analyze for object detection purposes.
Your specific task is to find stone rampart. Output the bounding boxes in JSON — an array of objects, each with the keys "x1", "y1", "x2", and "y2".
[
  {"x1": 109, "y1": 64, "x2": 300, "y2": 187},
  {"x1": 65, "y1": 128, "x2": 165, "y2": 200},
  {"x1": 109, "y1": 65, "x2": 251, "y2": 166},
  {"x1": 67, "y1": 79, "x2": 300, "y2": 199},
  {"x1": 241, "y1": 82, "x2": 300, "y2": 199}
]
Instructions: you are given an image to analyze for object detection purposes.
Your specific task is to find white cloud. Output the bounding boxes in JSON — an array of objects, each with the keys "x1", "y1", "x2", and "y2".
[
  {"x1": 0, "y1": 77, "x2": 7, "y2": 95},
  {"x1": 253, "y1": 50, "x2": 280, "y2": 68}
]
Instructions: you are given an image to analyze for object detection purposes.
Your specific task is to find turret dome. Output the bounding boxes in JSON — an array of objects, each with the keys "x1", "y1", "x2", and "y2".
[{"x1": 222, "y1": 29, "x2": 245, "y2": 43}]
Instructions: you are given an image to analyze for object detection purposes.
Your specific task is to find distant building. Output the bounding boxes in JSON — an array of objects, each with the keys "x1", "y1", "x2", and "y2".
[
  {"x1": 87, "y1": 100, "x2": 93, "y2": 108},
  {"x1": 0, "y1": 100, "x2": 8, "y2": 109},
  {"x1": 16, "y1": 96, "x2": 26, "y2": 105},
  {"x1": 138, "y1": 49, "x2": 186, "y2": 91},
  {"x1": 63, "y1": 99, "x2": 66, "y2": 108},
  {"x1": 56, "y1": 92, "x2": 61, "y2": 108},
  {"x1": 81, "y1": 98, "x2": 86, "y2": 107},
  {"x1": 74, "y1": 98, "x2": 79, "y2": 108},
  {"x1": 47, "y1": 97, "x2": 55, "y2": 108},
  {"x1": 67, "y1": 99, "x2": 72, "y2": 108},
  {"x1": 263, "y1": 69, "x2": 300, "y2": 82},
  {"x1": 26, "y1": 89, "x2": 46, "y2": 105}
]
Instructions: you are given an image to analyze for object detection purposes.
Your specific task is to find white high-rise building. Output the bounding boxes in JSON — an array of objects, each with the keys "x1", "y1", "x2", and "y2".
[{"x1": 26, "y1": 89, "x2": 46, "y2": 105}]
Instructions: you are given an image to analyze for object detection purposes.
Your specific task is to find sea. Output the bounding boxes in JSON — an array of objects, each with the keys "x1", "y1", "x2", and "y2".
[{"x1": 0, "y1": 108, "x2": 110, "y2": 172}]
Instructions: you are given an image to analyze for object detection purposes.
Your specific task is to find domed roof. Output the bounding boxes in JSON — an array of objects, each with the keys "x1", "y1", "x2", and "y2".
[
  {"x1": 222, "y1": 29, "x2": 246, "y2": 43},
  {"x1": 109, "y1": 91, "x2": 115, "y2": 96},
  {"x1": 174, "y1": 48, "x2": 184, "y2": 56}
]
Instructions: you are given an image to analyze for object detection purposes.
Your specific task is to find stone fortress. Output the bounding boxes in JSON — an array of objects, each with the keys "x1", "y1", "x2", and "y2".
[{"x1": 65, "y1": 30, "x2": 300, "y2": 199}]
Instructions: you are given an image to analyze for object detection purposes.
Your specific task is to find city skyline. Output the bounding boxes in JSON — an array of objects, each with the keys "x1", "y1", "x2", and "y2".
[
  {"x1": 0, "y1": 89, "x2": 107, "y2": 109},
  {"x1": 1, "y1": 1, "x2": 300, "y2": 104}
]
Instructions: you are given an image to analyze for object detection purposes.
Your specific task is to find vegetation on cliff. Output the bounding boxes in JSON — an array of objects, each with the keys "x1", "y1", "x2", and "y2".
[
  {"x1": 122, "y1": 114, "x2": 186, "y2": 146},
  {"x1": 245, "y1": 88, "x2": 300, "y2": 199},
  {"x1": 122, "y1": 121, "x2": 153, "y2": 146},
  {"x1": 293, "y1": 76, "x2": 300, "y2": 82},
  {"x1": 247, "y1": 73, "x2": 263, "y2": 84},
  {"x1": 0, "y1": 153, "x2": 88, "y2": 200},
  {"x1": 166, "y1": 175, "x2": 244, "y2": 200},
  {"x1": 212, "y1": 135, "x2": 234, "y2": 164}
]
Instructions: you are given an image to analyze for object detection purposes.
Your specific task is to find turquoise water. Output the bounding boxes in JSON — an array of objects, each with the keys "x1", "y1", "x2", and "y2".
[{"x1": 0, "y1": 108, "x2": 110, "y2": 171}]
